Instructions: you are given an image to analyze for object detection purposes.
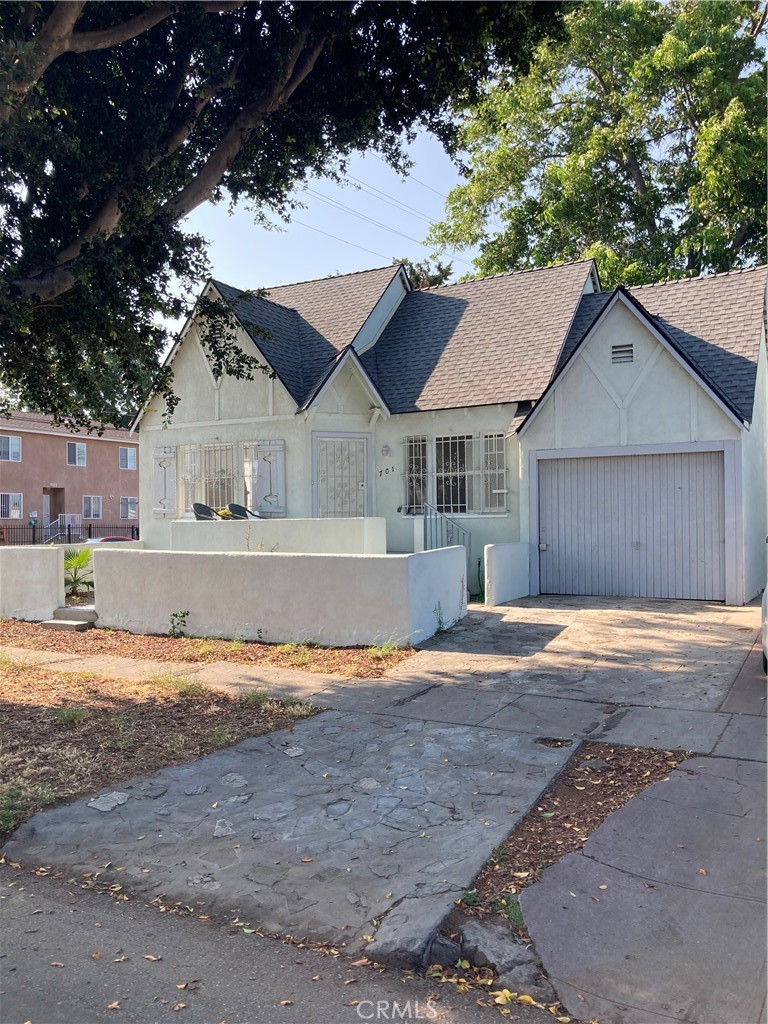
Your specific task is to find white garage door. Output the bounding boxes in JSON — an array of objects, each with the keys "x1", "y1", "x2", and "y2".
[{"x1": 538, "y1": 452, "x2": 725, "y2": 600}]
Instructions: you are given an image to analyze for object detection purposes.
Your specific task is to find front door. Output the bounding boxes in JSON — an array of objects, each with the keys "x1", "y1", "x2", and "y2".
[{"x1": 313, "y1": 433, "x2": 371, "y2": 517}]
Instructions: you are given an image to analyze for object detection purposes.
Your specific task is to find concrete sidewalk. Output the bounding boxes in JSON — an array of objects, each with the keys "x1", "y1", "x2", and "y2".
[{"x1": 521, "y1": 756, "x2": 767, "y2": 1024}]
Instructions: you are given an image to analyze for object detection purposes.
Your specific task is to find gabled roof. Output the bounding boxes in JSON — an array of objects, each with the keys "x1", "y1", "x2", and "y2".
[
  {"x1": 557, "y1": 267, "x2": 767, "y2": 422},
  {"x1": 213, "y1": 265, "x2": 401, "y2": 406},
  {"x1": 361, "y1": 261, "x2": 595, "y2": 412}
]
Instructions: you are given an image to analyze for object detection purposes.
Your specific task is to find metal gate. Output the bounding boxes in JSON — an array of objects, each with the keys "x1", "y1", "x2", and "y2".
[
  {"x1": 538, "y1": 451, "x2": 725, "y2": 600},
  {"x1": 314, "y1": 434, "x2": 370, "y2": 518}
]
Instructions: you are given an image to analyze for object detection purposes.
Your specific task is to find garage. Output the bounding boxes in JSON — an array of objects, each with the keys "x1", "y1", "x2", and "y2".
[{"x1": 538, "y1": 451, "x2": 726, "y2": 601}]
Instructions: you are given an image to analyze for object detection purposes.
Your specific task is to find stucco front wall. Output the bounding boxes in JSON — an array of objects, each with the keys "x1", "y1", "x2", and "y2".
[
  {"x1": 742, "y1": 335, "x2": 768, "y2": 601},
  {"x1": 0, "y1": 546, "x2": 64, "y2": 620},
  {"x1": 519, "y1": 297, "x2": 750, "y2": 602},
  {"x1": 139, "y1": 321, "x2": 521, "y2": 583},
  {"x1": 93, "y1": 546, "x2": 465, "y2": 646}
]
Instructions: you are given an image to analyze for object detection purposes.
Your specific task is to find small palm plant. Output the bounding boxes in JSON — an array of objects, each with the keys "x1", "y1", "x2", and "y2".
[{"x1": 64, "y1": 546, "x2": 93, "y2": 597}]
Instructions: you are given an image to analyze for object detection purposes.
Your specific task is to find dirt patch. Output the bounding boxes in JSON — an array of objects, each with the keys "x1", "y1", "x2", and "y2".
[
  {"x1": 455, "y1": 742, "x2": 687, "y2": 941},
  {"x1": 0, "y1": 656, "x2": 318, "y2": 842},
  {"x1": 0, "y1": 619, "x2": 414, "y2": 677}
]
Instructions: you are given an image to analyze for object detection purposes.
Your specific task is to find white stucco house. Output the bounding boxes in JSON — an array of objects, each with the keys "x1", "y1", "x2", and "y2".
[{"x1": 133, "y1": 259, "x2": 767, "y2": 605}]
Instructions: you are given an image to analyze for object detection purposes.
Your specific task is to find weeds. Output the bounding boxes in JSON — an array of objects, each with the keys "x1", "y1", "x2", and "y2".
[
  {"x1": 168, "y1": 610, "x2": 190, "y2": 639},
  {"x1": 54, "y1": 707, "x2": 90, "y2": 726}
]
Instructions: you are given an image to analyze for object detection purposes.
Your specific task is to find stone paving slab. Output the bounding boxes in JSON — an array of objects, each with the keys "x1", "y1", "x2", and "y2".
[
  {"x1": 481, "y1": 694, "x2": 614, "y2": 737},
  {"x1": 592, "y1": 706, "x2": 731, "y2": 753},
  {"x1": 373, "y1": 685, "x2": 517, "y2": 725},
  {"x1": 521, "y1": 757, "x2": 767, "y2": 1024},
  {"x1": 4, "y1": 710, "x2": 571, "y2": 963},
  {"x1": 713, "y1": 714, "x2": 767, "y2": 762}
]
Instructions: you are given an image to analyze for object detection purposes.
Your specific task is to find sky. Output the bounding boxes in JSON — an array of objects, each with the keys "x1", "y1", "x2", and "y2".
[{"x1": 183, "y1": 130, "x2": 480, "y2": 292}]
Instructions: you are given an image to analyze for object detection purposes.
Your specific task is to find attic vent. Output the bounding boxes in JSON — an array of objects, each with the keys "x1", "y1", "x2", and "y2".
[{"x1": 612, "y1": 343, "x2": 634, "y2": 364}]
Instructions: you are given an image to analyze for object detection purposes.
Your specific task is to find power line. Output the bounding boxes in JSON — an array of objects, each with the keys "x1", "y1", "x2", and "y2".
[
  {"x1": 291, "y1": 218, "x2": 393, "y2": 262},
  {"x1": 303, "y1": 186, "x2": 474, "y2": 268},
  {"x1": 370, "y1": 152, "x2": 451, "y2": 201},
  {"x1": 346, "y1": 175, "x2": 436, "y2": 225}
]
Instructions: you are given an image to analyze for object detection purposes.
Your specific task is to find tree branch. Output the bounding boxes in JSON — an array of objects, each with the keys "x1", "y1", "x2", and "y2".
[
  {"x1": 0, "y1": 1, "x2": 85, "y2": 124},
  {"x1": 68, "y1": 5, "x2": 175, "y2": 52},
  {"x1": 14, "y1": 20, "x2": 330, "y2": 303}
]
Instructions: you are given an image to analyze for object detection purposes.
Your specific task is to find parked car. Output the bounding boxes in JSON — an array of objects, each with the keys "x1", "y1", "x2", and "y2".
[
  {"x1": 762, "y1": 585, "x2": 767, "y2": 674},
  {"x1": 86, "y1": 536, "x2": 136, "y2": 544}
]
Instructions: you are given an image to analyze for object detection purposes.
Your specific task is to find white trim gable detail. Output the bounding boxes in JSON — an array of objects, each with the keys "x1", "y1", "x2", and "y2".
[
  {"x1": 352, "y1": 265, "x2": 411, "y2": 355},
  {"x1": 302, "y1": 347, "x2": 390, "y2": 417},
  {"x1": 519, "y1": 290, "x2": 746, "y2": 438},
  {"x1": 152, "y1": 445, "x2": 177, "y2": 517}
]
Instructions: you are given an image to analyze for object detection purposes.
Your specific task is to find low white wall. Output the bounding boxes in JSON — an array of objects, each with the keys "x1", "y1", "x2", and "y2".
[
  {"x1": 484, "y1": 543, "x2": 530, "y2": 606},
  {"x1": 93, "y1": 545, "x2": 466, "y2": 646},
  {"x1": 168, "y1": 517, "x2": 387, "y2": 555},
  {"x1": 0, "y1": 546, "x2": 64, "y2": 620}
]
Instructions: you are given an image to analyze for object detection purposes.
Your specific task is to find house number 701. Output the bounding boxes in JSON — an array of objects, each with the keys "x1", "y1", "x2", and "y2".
[{"x1": 379, "y1": 467, "x2": 393, "y2": 476}]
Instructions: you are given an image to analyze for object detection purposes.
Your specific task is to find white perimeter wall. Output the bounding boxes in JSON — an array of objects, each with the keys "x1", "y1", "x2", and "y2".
[
  {"x1": 169, "y1": 517, "x2": 386, "y2": 554},
  {"x1": 484, "y1": 543, "x2": 530, "y2": 606},
  {"x1": 93, "y1": 546, "x2": 466, "y2": 647},
  {"x1": 0, "y1": 546, "x2": 64, "y2": 620}
]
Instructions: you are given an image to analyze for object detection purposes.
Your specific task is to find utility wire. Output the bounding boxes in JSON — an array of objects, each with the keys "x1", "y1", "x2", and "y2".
[
  {"x1": 346, "y1": 175, "x2": 436, "y2": 224},
  {"x1": 303, "y1": 186, "x2": 474, "y2": 268},
  {"x1": 370, "y1": 152, "x2": 451, "y2": 201},
  {"x1": 291, "y1": 218, "x2": 393, "y2": 262}
]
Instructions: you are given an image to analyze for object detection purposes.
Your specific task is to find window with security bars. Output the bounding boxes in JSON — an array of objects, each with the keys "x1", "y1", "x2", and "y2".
[
  {"x1": 202, "y1": 443, "x2": 237, "y2": 509},
  {"x1": 402, "y1": 433, "x2": 507, "y2": 515},
  {"x1": 403, "y1": 436, "x2": 428, "y2": 514},
  {"x1": 178, "y1": 444, "x2": 200, "y2": 513},
  {"x1": 0, "y1": 492, "x2": 22, "y2": 519}
]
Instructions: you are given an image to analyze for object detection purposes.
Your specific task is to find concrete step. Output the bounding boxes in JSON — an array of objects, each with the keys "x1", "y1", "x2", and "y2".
[
  {"x1": 40, "y1": 619, "x2": 94, "y2": 632},
  {"x1": 53, "y1": 605, "x2": 98, "y2": 623}
]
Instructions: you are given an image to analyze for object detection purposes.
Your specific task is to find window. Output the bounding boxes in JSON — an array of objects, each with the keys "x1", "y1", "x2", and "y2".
[
  {"x1": 119, "y1": 446, "x2": 137, "y2": 470},
  {"x1": 201, "y1": 442, "x2": 236, "y2": 509},
  {"x1": 120, "y1": 497, "x2": 138, "y2": 520},
  {"x1": 67, "y1": 441, "x2": 86, "y2": 466},
  {"x1": 0, "y1": 436, "x2": 21, "y2": 462},
  {"x1": 403, "y1": 436, "x2": 428, "y2": 514},
  {"x1": 178, "y1": 444, "x2": 200, "y2": 514},
  {"x1": 82, "y1": 495, "x2": 102, "y2": 519},
  {"x1": 402, "y1": 433, "x2": 507, "y2": 515},
  {"x1": 0, "y1": 493, "x2": 22, "y2": 519},
  {"x1": 611, "y1": 343, "x2": 634, "y2": 364}
]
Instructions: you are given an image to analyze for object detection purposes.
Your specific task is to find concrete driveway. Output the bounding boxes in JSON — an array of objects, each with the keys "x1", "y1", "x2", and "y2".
[{"x1": 3, "y1": 596, "x2": 763, "y2": 973}]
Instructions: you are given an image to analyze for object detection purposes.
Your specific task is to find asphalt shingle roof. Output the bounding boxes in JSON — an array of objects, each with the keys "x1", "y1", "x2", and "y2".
[
  {"x1": 559, "y1": 268, "x2": 768, "y2": 422},
  {"x1": 361, "y1": 262, "x2": 595, "y2": 412},
  {"x1": 213, "y1": 266, "x2": 400, "y2": 405},
  {"x1": 631, "y1": 268, "x2": 767, "y2": 422},
  {"x1": 212, "y1": 261, "x2": 766, "y2": 423}
]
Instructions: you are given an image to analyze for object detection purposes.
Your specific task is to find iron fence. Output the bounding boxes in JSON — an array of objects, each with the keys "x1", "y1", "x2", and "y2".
[{"x1": 0, "y1": 522, "x2": 139, "y2": 545}]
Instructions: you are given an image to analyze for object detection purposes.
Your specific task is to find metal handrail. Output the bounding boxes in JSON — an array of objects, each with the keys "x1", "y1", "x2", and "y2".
[{"x1": 422, "y1": 502, "x2": 471, "y2": 588}]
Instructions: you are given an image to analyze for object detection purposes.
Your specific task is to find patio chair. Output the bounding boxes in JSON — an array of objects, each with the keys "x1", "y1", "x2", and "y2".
[
  {"x1": 192, "y1": 502, "x2": 222, "y2": 521},
  {"x1": 227, "y1": 502, "x2": 263, "y2": 520}
]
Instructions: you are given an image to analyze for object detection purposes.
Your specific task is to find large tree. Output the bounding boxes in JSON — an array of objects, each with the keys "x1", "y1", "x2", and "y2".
[
  {"x1": 428, "y1": 0, "x2": 766, "y2": 287},
  {"x1": 0, "y1": 1, "x2": 563, "y2": 427}
]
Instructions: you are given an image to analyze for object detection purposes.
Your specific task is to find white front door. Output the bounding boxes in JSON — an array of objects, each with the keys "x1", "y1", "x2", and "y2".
[{"x1": 313, "y1": 433, "x2": 371, "y2": 517}]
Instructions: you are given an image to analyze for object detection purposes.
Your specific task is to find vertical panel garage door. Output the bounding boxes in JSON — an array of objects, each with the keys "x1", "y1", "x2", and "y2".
[{"x1": 538, "y1": 452, "x2": 725, "y2": 600}]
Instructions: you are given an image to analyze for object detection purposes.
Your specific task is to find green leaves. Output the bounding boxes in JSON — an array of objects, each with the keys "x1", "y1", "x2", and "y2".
[
  {"x1": 0, "y1": 1, "x2": 566, "y2": 426},
  {"x1": 430, "y1": 0, "x2": 766, "y2": 286}
]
